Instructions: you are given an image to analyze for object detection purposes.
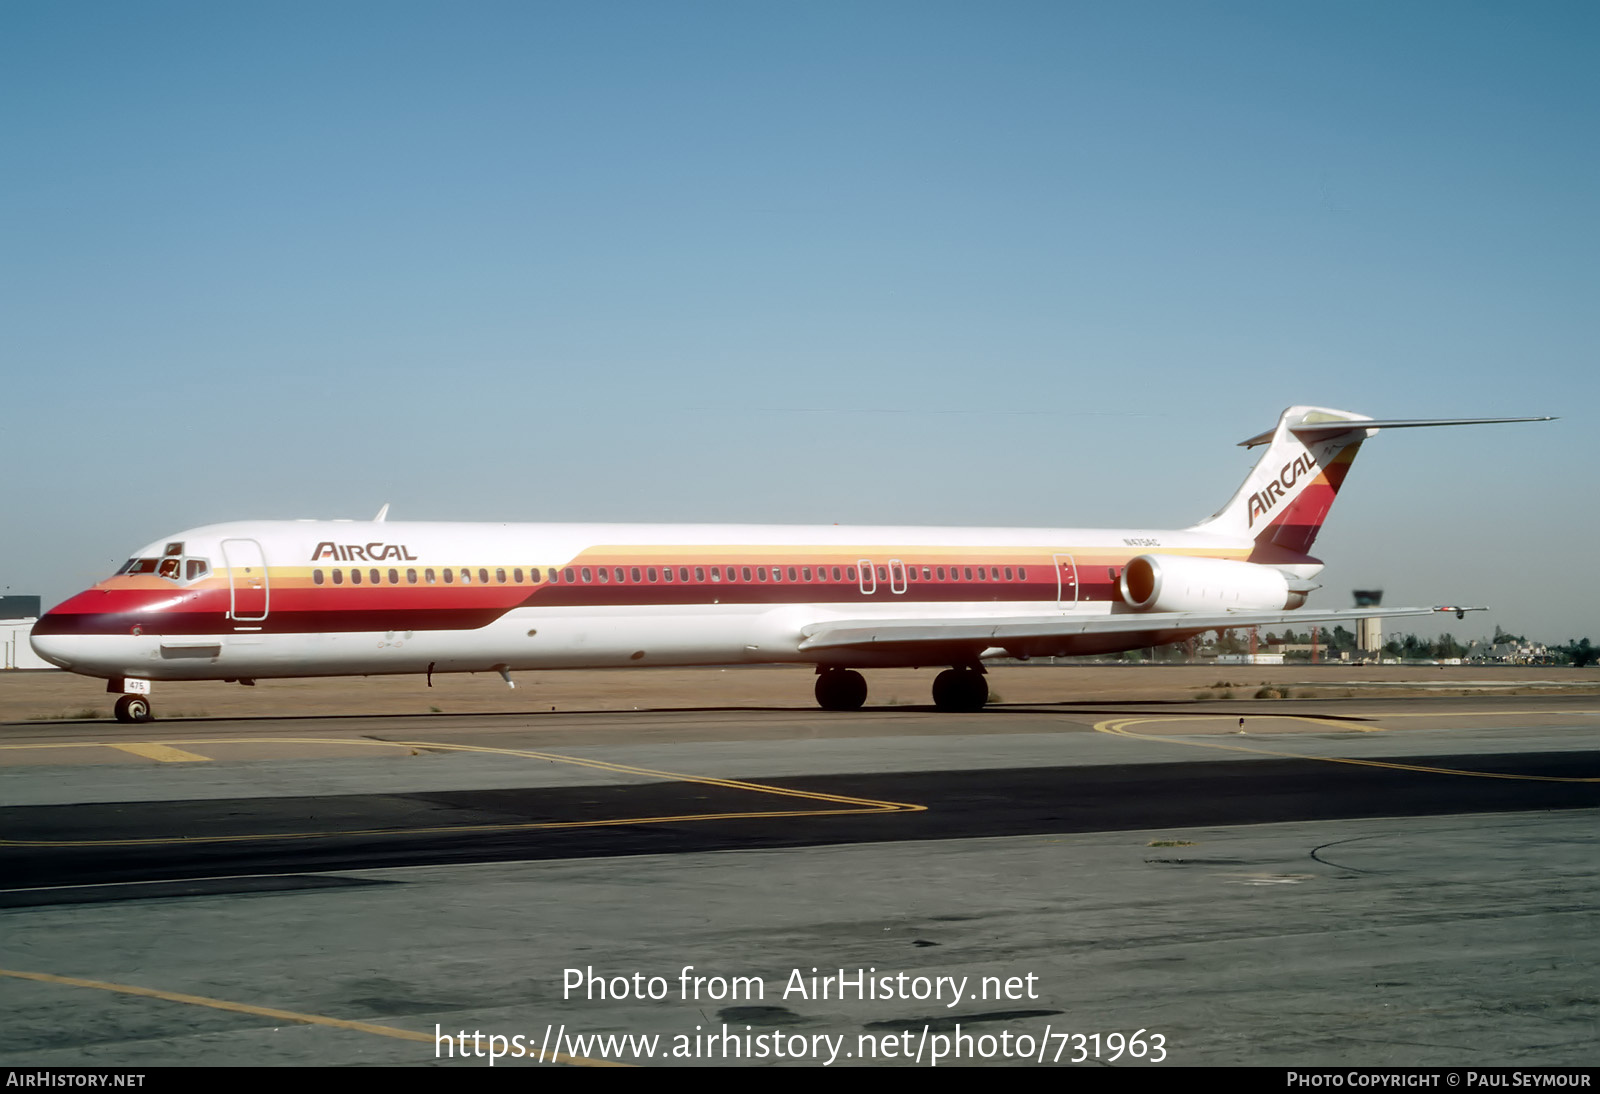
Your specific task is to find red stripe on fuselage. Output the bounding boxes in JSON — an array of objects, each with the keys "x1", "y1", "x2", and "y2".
[{"x1": 36, "y1": 554, "x2": 1177, "y2": 636}]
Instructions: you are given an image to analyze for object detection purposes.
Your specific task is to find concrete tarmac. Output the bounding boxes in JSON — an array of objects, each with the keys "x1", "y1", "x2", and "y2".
[{"x1": 1, "y1": 695, "x2": 1596, "y2": 1068}]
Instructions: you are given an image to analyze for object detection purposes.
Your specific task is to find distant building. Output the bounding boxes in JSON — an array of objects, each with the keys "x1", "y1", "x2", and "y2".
[
  {"x1": 1353, "y1": 589, "x2": 1383, "y2": 656},
  {"x1": 1, "y1": 594, "x2": 56, "y2": 670},
  {"x1": 1216, "y1": 654, "x2": 1285, "y2": 665},
  {"x1": 1464, "y1": 639, "x2": 1549, "y2": 665},
  {"x1": 0, "y1": 596, "x2": 40, "y2": 619},
  {"x1": 2, "y1": 621, "x2": 55, "y2": 670}
]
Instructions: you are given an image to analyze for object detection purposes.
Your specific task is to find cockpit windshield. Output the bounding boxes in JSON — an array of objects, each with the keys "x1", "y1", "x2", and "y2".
[{"x1": 114, "y1": 543, "x2": 210, "y2": 585}]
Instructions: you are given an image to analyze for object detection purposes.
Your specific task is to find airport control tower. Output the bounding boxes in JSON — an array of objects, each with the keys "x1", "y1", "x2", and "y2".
[{"x1": 1354, "y1": 589, "x2": 1383, "y2": 657}]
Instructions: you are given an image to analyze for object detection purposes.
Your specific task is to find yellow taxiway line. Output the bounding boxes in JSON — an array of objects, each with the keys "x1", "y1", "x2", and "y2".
[
  {"x1": 0, "y1": 967, "x2": 625, "y2": 1067},
  {"x1": 1093, "y1": 714, "x2": 1600, "y2": 783},
  {"x1": 0, "y1": 736, "x2": 925, "y2": 848}
]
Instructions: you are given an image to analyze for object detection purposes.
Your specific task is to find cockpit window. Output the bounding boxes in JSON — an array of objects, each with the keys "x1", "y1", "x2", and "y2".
[{"x1": 117, "y1": 548, "x2": 212, "y2": 583}]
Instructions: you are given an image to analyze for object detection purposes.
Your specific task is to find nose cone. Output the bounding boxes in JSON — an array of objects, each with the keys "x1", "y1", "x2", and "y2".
[
  {"x1": 31, "y1": 588, "x2": 138, "y2": 673},
  {"x1": 28, "y1": 626, "x2": 75, "y2": 670},
  {"x1": 31, "y1": 594, "x2": 100, "y2": 670}
]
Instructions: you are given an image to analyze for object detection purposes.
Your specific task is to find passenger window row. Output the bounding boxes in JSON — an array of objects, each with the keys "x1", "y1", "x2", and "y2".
[{"x1": 309, "y1": 563, "x2": 1032, "y2": 587}]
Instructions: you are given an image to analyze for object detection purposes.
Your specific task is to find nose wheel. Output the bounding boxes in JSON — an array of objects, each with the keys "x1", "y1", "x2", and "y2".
[{"x1": 114, "y1": 695, "x2": 154, "y2": 723}]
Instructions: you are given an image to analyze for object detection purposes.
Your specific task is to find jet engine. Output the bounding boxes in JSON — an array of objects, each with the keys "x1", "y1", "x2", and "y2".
[{"x1": 1119, "y1": 554, "x2": 1305, "y2": 613}]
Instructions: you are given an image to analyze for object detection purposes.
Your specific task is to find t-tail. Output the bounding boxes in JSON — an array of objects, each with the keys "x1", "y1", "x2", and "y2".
[{"x1": 1191, "y1": 406, "x2": 1554, "y2": 559}]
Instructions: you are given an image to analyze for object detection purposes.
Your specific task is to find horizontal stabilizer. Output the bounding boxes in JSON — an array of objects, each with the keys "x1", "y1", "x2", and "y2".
[{"x1": 1238, "y1": 416, "x2": 1555, "y2": 448}]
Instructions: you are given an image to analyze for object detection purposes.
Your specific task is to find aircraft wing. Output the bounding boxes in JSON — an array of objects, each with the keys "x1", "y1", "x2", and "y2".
[{"x1": 798, "y1": 605, "x2": 1479, "y2": 654}]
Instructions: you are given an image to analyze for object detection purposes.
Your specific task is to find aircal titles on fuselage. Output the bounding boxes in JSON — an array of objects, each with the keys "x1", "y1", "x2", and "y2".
[{"x1": 310, "y1": 542, "x2": 419, "y2": 562}]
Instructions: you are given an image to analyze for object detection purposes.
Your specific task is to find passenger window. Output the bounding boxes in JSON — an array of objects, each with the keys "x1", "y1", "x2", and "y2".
[
  {"x1": 831, "y1": 567, "x2": 842, "y2": 581},
  {"x1": 598, "y1": 568, "x2": 609, "y2": 583},
  {"x1": 351, "y1": 569, "x2": 362, "y2": 585},
  {"x1": 977, "y1": 568, "x2": 986, "y2": 581},
  {"x1": 565, "y1": 567, "x2": 577, "y2": 583},
  {"x1": 964, "y1": 567, "x2": 973, "y2": 580},
  {"x1": 461, "y1": 569, "x2": 472, "y2": 584},
  {"x1": 530, "y1": 568, "x2": 541, "y2": 583},
  {"x1": 741, "y1": 567, "x2": 752, "y2": 582},
  {"x1": 389, "y1": 568, "x2": 400, "y2": 584},
  {"x1": 332, "y1": 569, "x2": 344, "y2": 585},
  {"x1": 846, "y1": 566, "x2": 856, "y2": 581},
  {"x1": 756, "y1": 567, "x2": 767, "y2": 581},
  {"x1": 663, "y1": 567, "x2": 674, "y2": 583},
  {"x1": 680, "y1": 567, "x2": 691, "y2": 582},
  {"x1": 407, "y1": 569, "x2": 417, "y2": 584},
  {"x1": 478, "y1": 568, "x2": 489, "y2": 584},
  {"x1": 581, "y1": 568, "x2": 592, "y2": 582},
  {"x1": 631, "y1": 567, "x2": 642, "y2": 583},
  {"x1": 425, "y1": 568, "x2": 436, "y2": 584},
  {"x1": 1018, "y1": 568, "x2": 1027, "y2": 580},
  {"x1": 1005, "y1": 567, "x2": 1013, "y2": 580},
  {"x1": 443, "y1": 569, "x2": 454, "y2": 584},
  {"x1": 496, "y1": 568, "x2": 506, "y2": 583},
  {"x1": 710, "y1": 568, "x2": 721, "y2": 582},
  {"x1": 802, "y1": 567, "x2": 812, "y2": 581},
  {"x1": 788, "y1": 567, "x2": 798, "y2": 581},
  {"x1": 313, "y1": 569, "x2": 325, "y2": 586},
  {"x1": 370, "y1": 568, "x2": 381, "y2": 584},
  {"x1": 937, "y1": 567, "x2": 946, "y2": 580},
  {"x1": 647, "y1": 567, "x2": 657, "y2": 582}
]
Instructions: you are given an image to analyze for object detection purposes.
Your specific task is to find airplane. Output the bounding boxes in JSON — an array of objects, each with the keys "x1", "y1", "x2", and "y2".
[{"x1": 30, "y1": 405, "x2": 1552, "y2": 723}]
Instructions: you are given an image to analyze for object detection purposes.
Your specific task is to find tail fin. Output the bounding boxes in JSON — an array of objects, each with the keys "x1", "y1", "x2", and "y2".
[
  {"x1": 1193, "y1": 406, "x2": 1371, "y2": 557},
  {"x1": 1192, "y1": 407, "x2": 1555, "y2": 557}
]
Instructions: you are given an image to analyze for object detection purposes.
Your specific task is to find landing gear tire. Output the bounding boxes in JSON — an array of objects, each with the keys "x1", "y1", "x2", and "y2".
[
  {"x1": 814, "y1": 669, "x2": 868, "y2": 711},
  {"x1": 114, "y1": 695, "x2": 153, "y2": 723},
  {"x1": 932, "y1": 668, "x2": 988, "y2": 712}
]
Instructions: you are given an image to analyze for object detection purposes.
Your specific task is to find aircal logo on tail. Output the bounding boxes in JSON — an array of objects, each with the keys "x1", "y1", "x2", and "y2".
[
  {"x1": 1247, "y1": 452, "x2": 1321, "y2": 527},
  {"x1": 311, "y1": 542, "x2": 419, "y2": 561}
]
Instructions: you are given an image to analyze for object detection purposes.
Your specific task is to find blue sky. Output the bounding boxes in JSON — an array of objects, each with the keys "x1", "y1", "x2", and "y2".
[{"x1": 3, "y1": 1, "x2": 1594, "y2": 641}]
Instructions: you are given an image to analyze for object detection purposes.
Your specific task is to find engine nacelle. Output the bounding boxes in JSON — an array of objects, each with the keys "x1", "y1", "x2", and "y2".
[{"x1": 1119, "y1": 554, "x2": 1302, "y2": 613}]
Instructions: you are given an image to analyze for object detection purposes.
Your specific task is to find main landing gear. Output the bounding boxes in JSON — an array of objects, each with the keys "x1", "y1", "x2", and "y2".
[
  {"x1": 813, "y1": 665, "x2": 991, "y2": 712},
  {"x1": 113, "y1": 695, "x2": 153, "y2": 723},
  {"x1": 931, "y1": 666, "x2": 989, "y2": 712},
  {"x1": 814, "y1": 668, "x2": 868, "y2": 711}
]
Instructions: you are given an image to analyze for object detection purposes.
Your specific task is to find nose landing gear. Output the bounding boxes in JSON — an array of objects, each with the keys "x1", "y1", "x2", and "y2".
[{"x1": 113, "y1": 695, "x2": 153, "y2": 723}]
